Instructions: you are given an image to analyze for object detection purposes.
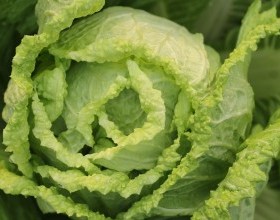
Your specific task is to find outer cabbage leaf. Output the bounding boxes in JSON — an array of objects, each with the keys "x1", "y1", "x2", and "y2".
[
  {"x1": 0, "y1": 163, "x2": 108, "y2": 220},
  {"x1": 191, "y1": 2, "x2": 280, "y2": 219},
  {"x1": 0, "y1": 0, "x2": 106, "y2": 218},
  {"x1": 117, "y1": 1, "x2": 280, "y2": 218},
  {"x1": 2, "y1": 0, "x2": 105, "y2": 177},
  {"x1": 0, "y1": 0, "x2": 38, "y2": 132},
  {"x1": 192, "y1": 107, "x2": 280, "y2": 219}
]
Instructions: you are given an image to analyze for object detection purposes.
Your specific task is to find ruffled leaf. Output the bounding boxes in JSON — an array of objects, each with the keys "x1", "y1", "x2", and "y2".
[
  {"x1": 117, "y1": 1, "x2": 280, "y2": 218},
  {"x1": 2, "y1": 0, "x2": 104, "y2": 177}
]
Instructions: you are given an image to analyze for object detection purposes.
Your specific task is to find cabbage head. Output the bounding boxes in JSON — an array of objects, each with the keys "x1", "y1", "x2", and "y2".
[{"x1": 1, "y1": 0, "x2": 280, "y2": 219}]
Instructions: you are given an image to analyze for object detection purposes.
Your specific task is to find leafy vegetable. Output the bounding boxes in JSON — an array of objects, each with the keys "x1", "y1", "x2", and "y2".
[{"x1": 1, "y1": 0, "x2": 280, "y2": 219}]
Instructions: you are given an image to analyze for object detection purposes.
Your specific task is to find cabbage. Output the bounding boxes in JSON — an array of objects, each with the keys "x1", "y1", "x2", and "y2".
[{"x1": 1, "y1": 0, "x2": 280, "y2": 219}]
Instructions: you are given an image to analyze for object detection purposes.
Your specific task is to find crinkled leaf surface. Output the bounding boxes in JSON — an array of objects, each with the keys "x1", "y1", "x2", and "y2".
[{"x1": 1, "y1": 0, "x2": 280, "y2": 220}]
